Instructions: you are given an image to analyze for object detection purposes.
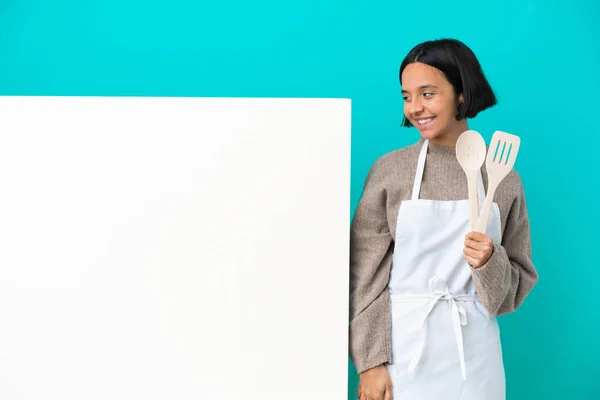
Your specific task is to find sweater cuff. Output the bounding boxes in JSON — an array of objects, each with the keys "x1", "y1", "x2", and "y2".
[
  {"x1": 470, "y1": 244, "x2": 511, "y2": 314},
  {"x1": 353, "y1": 352, "x2": 390, "y2": 375}
]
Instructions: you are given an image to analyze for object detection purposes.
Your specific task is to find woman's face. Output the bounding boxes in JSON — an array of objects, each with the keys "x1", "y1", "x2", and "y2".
[{"x1": 401, "y1": 62, "x2": 465, "y2": 145}]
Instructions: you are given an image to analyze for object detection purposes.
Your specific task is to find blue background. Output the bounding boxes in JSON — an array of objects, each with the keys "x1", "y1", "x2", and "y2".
[{"x1": 1, "y1": 1, "x2": 598, "y2": 398}]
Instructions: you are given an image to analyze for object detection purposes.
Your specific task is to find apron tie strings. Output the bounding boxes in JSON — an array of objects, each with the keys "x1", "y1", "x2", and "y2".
[{"x1": 406, "y1": 277, "x2": 476, "y2": 381}]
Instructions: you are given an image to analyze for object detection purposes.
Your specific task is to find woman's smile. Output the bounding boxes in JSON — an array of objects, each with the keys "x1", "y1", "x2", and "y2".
[{"x1": 415, "y1": 116, "x2": 436, "y2": 129}]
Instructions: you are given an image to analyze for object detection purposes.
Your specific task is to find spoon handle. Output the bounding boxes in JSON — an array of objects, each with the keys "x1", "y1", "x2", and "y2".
[
  {"x1": 467, "y1": 169, "x2": 479, "y2": 231},
  {"x1": 474, "y1": 180, "x2": 498, "y2": 234}
]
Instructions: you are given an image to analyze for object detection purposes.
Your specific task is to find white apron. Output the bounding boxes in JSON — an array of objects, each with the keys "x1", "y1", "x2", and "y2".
[{"x1": 386, "y1": 139, "x2": 505, "y2": 400}]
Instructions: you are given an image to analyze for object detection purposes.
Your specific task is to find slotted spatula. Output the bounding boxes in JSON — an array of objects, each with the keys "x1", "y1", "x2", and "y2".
[{"x1": 474, "y1": 131, "x2": 521, "y2": 233}]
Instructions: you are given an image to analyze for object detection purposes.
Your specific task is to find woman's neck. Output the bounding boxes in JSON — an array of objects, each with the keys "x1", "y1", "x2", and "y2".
[{"x1": 429, "y1": 120, "x2": 469, "y2": 147}]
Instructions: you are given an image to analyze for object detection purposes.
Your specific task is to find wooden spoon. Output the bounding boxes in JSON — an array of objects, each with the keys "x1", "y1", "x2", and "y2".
[{"x1": 456, "y1": 130, "x2": 487, "y2": 231}]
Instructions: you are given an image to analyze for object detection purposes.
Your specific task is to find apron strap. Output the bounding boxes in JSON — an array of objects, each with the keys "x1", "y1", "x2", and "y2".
[
  {"x1": 411, "y1": 140, "x2": 429, "y2": 200},
  {"x1": 476, "y1": 169, "x2": 486, "y2": 207},
  {"x1": 412, "y1": 139, "x2": 487, "y2": 204}
]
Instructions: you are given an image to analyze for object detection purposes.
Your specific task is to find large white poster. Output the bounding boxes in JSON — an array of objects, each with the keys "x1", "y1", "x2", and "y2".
[{"x1": 0, "y1": 96, "x2": 351, "y2": 399}]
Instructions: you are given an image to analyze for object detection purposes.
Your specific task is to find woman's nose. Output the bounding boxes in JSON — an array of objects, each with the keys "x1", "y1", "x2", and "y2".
[{"x1": 409, "y1": 98, "x2": 424, "y2": 114}]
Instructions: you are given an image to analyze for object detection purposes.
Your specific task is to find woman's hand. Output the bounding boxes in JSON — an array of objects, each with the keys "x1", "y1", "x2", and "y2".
[
  {"x1": 464, "y1": 232, "x2": 494, "y2": 268},
  {"x1": 357, "y1": 364, "x2": 393, "y2": 400}
]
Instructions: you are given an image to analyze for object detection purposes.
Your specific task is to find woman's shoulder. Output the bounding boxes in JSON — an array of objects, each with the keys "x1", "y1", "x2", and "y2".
[
  {"x1": 368, "y1": 140, "x2": 423, "y2": 176},
  {"x1": 497, "y1": 168, "x2": 525, "y2": 197},
  {"x1": 488, "y1": 167, "x2": 527, "y2": 216},
  {"x1": 360, "y1": 141, "x2": 422, "y2": 198}
]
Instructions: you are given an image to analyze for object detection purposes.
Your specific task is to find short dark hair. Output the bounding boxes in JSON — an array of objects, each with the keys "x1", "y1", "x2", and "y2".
[{"x1": 399, "y1": 38, "x2": 497, "y2": 127}]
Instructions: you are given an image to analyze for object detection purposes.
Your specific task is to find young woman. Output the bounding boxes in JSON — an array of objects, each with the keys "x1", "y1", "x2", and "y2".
[{"x1": 349, "y1": 39, "x2": 538, "y2": 400}]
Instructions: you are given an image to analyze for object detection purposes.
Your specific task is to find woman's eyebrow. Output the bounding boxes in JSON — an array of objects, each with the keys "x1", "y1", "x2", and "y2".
[{"x1": 401, "y1": 84, "x2": 438, "y2": 94}]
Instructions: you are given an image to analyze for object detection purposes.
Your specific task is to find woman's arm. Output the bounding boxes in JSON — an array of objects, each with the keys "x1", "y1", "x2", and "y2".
[
  {"x1": 470, "y1": 173, "x2": 539, "y2": 316},
  {"x1": 349, "y1": 158, "x2": 394, "y2": 374}
]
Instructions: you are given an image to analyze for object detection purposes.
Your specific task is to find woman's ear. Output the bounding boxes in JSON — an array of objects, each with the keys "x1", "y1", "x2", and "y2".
[{"x1": 455, "y1": 93, "x2": 465, "y2": 119}]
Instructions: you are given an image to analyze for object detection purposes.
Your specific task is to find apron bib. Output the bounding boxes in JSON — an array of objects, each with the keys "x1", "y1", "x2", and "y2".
[{"x1": 386, "y1": 139, "x2": 505, "y2": 400}]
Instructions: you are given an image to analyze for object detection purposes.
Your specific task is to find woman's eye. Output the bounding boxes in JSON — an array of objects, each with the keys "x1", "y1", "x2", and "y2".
[
  {"x1": 423, "y1": 92, "x2": 434, "y2": 98},
  {"x1": 402, "y1": 96, "x2": 410, "y2": 101}
]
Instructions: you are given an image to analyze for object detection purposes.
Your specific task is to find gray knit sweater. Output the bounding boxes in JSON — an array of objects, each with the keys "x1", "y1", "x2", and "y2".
[{"x1": 349, "y1": 138, "x2": 539, "y2": 374}]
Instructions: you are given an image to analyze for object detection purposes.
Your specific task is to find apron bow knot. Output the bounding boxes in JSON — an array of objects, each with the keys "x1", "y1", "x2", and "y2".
[{"x1": 406, "y1": 277, "x2": 475, "y2": 380}]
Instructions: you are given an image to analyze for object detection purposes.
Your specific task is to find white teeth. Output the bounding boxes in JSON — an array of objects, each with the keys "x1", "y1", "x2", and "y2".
[{"x1": 418, "y1": 117, "x2": 434, "y2": 124}]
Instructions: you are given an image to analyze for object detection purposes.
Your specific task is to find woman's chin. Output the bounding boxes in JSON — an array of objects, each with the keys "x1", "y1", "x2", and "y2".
[{"x1": 418, "y1": 129, "x2": 439, "y2": 140}]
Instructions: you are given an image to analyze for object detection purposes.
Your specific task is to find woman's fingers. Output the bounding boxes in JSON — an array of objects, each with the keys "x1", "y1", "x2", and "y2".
[
  {"x1": 466, "y1": 231, "x2": 488, "y2": 242},
  {"x1": 465, "y1": 232, "x2": 492, "y2": 245},
  {"x1": 464, "y1": 254, "x2": 478, "y2": 266},
  {"x1": 357, "y1": 386, "x2": 386, "y2": 400},
  {"x1": 358, "y1": 364, "x2": 392, "y2": 400},
  {"x1": 384, "y1": 385, "x2": 393, "y2": 400},
  {"x1": 463, "y1": 247, "x2": 484, "y2": 259},
  {"x1": 465, "y1": 241, "x2": 493, "y2": 255}
]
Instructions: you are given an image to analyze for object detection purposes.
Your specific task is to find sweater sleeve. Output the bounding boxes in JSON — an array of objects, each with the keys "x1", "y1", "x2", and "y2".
[
  {"x1": 471, "y1": 174, "x2": 539, "y2": 316},
  {"x1": 348, "y1": 158, "x2": 394, "y2": 374}
]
